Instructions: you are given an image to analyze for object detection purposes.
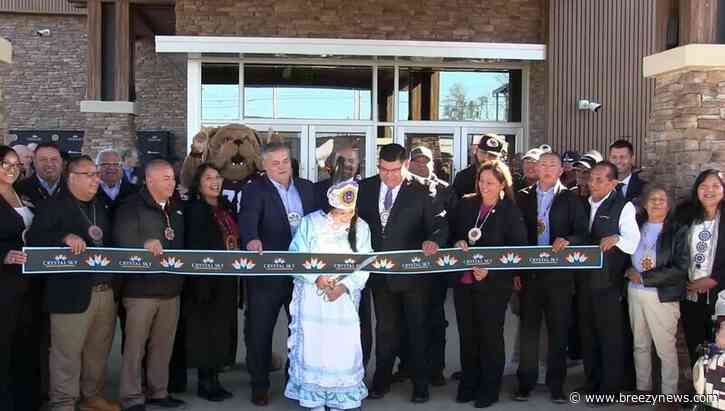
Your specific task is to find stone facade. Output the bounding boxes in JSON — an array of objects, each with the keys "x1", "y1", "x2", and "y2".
[
  {"x1": 84, "y1": 112, "x2": 135, "y2": 157},
  {"x1": 645, "y1": 69, "x2": 725, "y2": 200},
  {"x1": 0, "y1": 76, "x2": 6, "y2": 141}
]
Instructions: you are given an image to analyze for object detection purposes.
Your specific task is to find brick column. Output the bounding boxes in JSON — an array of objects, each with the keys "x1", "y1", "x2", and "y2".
[
  {"x1": 84, "y1": 113, "x2": 135, "y2": 160},
  {"x1": 0, "y1": 36, "x2": 10, "y2": 143},
  {"x1": 644, "y1": 44, "x2": 725, "y2": 201}
]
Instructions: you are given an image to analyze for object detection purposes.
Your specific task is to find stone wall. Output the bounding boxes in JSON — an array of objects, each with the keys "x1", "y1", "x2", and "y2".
[
  {"x1": 84, "y1": 113, "x2": 135, "y2": 158},
  {"x1": 645, "y1": 69, "x2": 725, "y2": 200}
]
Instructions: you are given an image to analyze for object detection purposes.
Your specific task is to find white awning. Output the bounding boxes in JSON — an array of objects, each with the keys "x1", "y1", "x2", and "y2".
[{"x1": 155, "y1": 36, "x2": 546, "y2": 61}]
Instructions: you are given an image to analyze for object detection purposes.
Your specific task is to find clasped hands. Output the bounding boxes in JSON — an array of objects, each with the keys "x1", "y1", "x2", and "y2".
[{"x1": 316, "y1": 276, "x2": 348, "y2": 302}]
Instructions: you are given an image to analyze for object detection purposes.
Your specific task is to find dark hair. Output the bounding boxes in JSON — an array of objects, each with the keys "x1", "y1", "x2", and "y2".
[
  {"x1": 675, "y1": 169, "x2": 725, "y2": 225},
  {"x1": 348, "y1": 213, "x2": 358, "y2": 252},
  {"x1": 593, "y1": 161, "x2": 619, "y2": 180},
  {"x1": 636, "y1": 184, "x2": 673, "y2": 226},
  {"x1": 34, "y1": 142, "x2": 61, "y2": 155},
  {"x1": 0, "y1": 145, "x2": 17, "y2": 163},
  {"x1": 189, "y1": 163, "x2": 223, "y2": 200},
  {"x1": 475, "y1": 160, "x2": 515, "y2": 203},
  {"x1": 609, "y1": 139, "x2": 634, "y2": 155},
  {"x1": 261, "y1": 142, "x2": 290, "y2": 158},
  {"x1": 66, "y1": 155, "x2": 94, "y2": 174},
  {"x1": 379, "y1": 143, "x2": 407, "y2": 163}
]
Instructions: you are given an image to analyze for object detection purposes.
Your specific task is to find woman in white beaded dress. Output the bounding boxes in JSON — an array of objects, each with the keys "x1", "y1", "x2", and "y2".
[{"x1": 285, "y1": 180, "x2": 372, "y2": 411}]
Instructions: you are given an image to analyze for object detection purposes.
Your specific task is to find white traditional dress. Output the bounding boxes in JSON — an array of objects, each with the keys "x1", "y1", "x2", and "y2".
[{"x1": 285, "y1": 210, "x2": 372, "y2": 410}]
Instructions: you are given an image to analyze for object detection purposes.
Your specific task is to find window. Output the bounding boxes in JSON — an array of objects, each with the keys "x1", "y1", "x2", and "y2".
[{"x1": 201, "y1": 63, "x2": 240, "y2": 120}]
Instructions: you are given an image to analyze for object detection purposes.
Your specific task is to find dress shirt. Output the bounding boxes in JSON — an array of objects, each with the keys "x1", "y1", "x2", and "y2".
[{"x1": 588, "y1": 191, "x2": 640, "y2": 254}]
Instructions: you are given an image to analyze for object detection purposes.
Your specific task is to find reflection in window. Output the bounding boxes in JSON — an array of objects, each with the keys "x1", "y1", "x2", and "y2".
[
  {"x1": 244, "y1": 65, "x2": 372, "y2": 120},
  {"x1": 314, "y1": 133, "x2": 365, "y2": 183},
  {"x1": 201, "y1": 63, "x2": 240, "y2": 120},
  {"x1": 398, "y1": 68, "x2": 521, "y2": 122},
  {"x1": 405, "y1": 133, "x2": 455, "y2": 183},
  {"x1": 378, "y1": 67, "x2": 395, "y2": 122}
]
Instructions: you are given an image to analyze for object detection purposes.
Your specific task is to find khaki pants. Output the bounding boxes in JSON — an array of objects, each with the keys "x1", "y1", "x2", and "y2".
[
  {"x1": 120, "y1": 297, "x2": 179, "y2": 408},
  {"x1": 49, "y1": 288, "x2": 117, "y2": 411},
  {"x1": 628, "y1": 286, "x2": 680, "y2": 394}
]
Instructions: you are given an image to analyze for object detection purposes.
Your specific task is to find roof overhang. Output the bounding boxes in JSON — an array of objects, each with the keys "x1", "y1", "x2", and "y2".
[
  {"x1": 0, "y1": 37, "x2": 11, "y2": 64},
  {"x1": 644, "y1": 44, "x2": 725, "y2": 77},
  {"x1": 155, "y1": 36, "x2": 546, "y2": 61}
]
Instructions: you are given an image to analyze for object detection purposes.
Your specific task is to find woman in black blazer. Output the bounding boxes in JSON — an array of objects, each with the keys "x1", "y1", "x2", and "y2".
[
  {"x1": 451, "y1": 161, "x2": 527, "y2": 408},
  {"x1": 182, "y1": 163, "x2": 239, "y2": 402},
  {"x1": 0, "y1": 145, "x2": 41, "y2": 410}
]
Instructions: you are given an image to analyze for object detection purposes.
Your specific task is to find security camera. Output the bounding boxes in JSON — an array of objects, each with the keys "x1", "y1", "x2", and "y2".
[
  {"x1": 35, "y1": 29, "x2": 51, "y2": 37},
  {"x1": 589, "y1": 102, "x2": 602, "y2": 112},
  {"x1": 577, "y1": 99, "x2": 603, "y2": 112}
]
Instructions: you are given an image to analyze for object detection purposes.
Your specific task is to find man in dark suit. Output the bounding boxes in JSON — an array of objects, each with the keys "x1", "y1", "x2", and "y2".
[
  {"x1": 26, "y1": 155, "x2": 120, "y2": 411},
  {"x1": 608, "y1": 138, "x2": 647, "y2": 391},
  {"x1": 356, "y1": 143, "x2": 446, "y2": 403},
  {"x1": 238, "y1": 142, "x2": 316, "y2": 407},
  {"x1": 95, "y1": 149, "x2": 138, "y2": 212},
  {"x1": 15, "y1": 142, "x2": 65, "y2": 205},
  {"x1": 452, "y1": 134, "x2": 507, "y2": 198},
  {"x1": 513, "y1": 152, "x2": 588, "y2": 403}
]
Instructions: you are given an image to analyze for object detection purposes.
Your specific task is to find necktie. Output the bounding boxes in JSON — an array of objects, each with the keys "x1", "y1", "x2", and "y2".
[
  {"x1": 616, "y1": 183, "x2": 625, "y2": 197},
  {"x1": 384, "y1": 186, "x2": 393, "y2": 210}
]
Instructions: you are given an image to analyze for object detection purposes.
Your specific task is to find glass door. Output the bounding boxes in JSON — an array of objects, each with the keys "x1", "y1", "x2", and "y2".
[
  {"x1": 308, "y1": 125, "x2": 375, "y2": 182},
  {"x1": 396, "y1": 126, "x2": 459, "y2": 183},
  {"x1": 459, "y1": 126, "x2": 523, "y2": 168},
  {"x1": 247, "y1": 124, "x2": 308, "y2": 179}
]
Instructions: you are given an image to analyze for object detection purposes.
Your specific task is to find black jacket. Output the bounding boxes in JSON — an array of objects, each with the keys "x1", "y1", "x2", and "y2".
[
  {"x1": 627, "y1": 220, "x2": 688, "y2": 303},
  {"x1": 0, "y1": 195, "x2": 31, "y2": 300},
  {"x1": 450, "y1": 195, "x2": 528, "y2": 291},
  {"x1": 26, "y1": 191, "x2": 115, "y2": 314},
  {"x1": 620, "y1": 171, "x2": 647, "y2": 204},
  {"x1": 452, "y1": 164, "x2": 477, "y2": 198},
  {"x1": 356, "y1": 175, "x2": 448, "y2": 291},
  {"x1": 113, "y1": 188, "x2": 185, "y2": 298},
  {"x1": 516, "y1": 181, "x2": 589, "y2": 284},
  {"x1": 14, "y1": 175, "x2": 65, "y2": 206},
  {"x1": 96, "y1": 178, "x2": 138, "y2": 213},
  {"x1": 412, "y1": 173, "x2": 458, "y2": 247}
]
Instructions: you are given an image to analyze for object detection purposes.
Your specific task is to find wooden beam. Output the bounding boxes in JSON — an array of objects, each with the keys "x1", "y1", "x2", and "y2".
[
  {"x1": 679, "y1": 0, "x2": 719, "y2": 44},
  {"x1": 114, "y1": 0, "x2": 130, "y2": 101},
  {"x1": 87, "y1": 0, "x2": 102, "y2": 99}
]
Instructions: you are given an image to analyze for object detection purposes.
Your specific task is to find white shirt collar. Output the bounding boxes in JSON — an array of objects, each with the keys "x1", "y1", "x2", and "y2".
[
  {"x1": 588, "y1": 191, "x2": 613, "y2": 208},
  {"x1": 621, "y1": 174, "x2": 632, "y2": 186}
]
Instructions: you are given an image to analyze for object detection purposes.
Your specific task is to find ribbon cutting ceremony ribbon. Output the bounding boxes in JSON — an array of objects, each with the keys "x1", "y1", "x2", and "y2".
[{"x1": 22, "y1": 246, "x2": 602, "y2": 276}]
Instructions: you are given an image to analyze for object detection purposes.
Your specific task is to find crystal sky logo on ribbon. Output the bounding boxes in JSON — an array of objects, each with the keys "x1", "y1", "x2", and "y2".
[
  {"x1": 160, "y1": 256, "x2": 184, "y2": 269},
  {"x1": 302, "y1": 258, "x2": 327, "y2": 270},
  {"x1": 43, "y1": 254, "x2": 79, "y2": 268},
  {"x1": 371, "y1": 258, "x2": 395, "y2": 270},
  {"x1": 403, "y1": 256, "x2": 431, "y2": 270},
  {"x1": 85, "y1": 254, "x2": 111, "y2": 267},
  {"x1": 436, "y1": 255, "x2": 459, "y2": 267},
  {"x1": 119, "y1": 255, "x2": 152, "y2": 269},
  {"x1": 264, "y1": 257, "x2": 295, "y2": 271},
  {"x1": 529, "y1": 251, "x2": 560, "y2": 265},
  {"x1": 334, "y1": 258, "x2": 357, "y2": 271},
  {"x1": 232, "y1": 257, "x2": 256, "y2": 270},
  {"x1": 192, "y1": 257, "x2": 224, "y2": 271},
  {"x1": 499, "y1": 252, "x2": 522, "y2": 264},
  {"x1": 464, "y1": 253, "x2": 493, "y2": 266},
  {"x1": 565, "y1": 251, "x2": 589, "y2": 264}
]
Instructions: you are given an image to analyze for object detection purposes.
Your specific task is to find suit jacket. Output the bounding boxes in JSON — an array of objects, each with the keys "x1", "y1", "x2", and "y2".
[
  {"x1": 452, "y1": 164, "x2": 477, "y2": 198},
  {"x1": 516, "y1": 181, "x2": 589, "y2": 284},
  {"x1": 96, "y1": 178, "x2": 138, "y2": 213},
  {"x1": 0, "y1": 194, "x2": 31, "y2": 300},
  {"x1": 14, "y1": 175, "x2": 65, "y2": 206},
  {"x1": 451, "y1": 195, "x2": 528, "y2": 291},
  {"x1": 356, "y1": 175, "x2": 447, "y2": 291},
  {"x1": 622, "y1": 171, "x2": 647, "y2": 203},
  {"x1": 238, "y1": 175, "x2": 316, "y2": 288},
  {"x1": 26, "y1": 191, "x2": 115, "y2": 314}
]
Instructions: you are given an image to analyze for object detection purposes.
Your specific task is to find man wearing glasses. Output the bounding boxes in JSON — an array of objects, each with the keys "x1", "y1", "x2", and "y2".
[
  {"x1": 95, "y1": 149, "x2": 138, "y2": 211},
  {"x1": 26, "y1": 155, "x2": 120, "y2": 411}
]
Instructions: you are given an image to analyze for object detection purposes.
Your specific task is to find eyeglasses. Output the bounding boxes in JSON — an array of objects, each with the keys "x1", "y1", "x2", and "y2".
[
  {"x1": 99, "y1": 162, "x2": 122, "y2": 168},
  {"x1": 70, "y1": 171, "x2": 101, "y2": 178},
  {"x1": 0, "y1": 161, "x2": 21, "y2": 171}
]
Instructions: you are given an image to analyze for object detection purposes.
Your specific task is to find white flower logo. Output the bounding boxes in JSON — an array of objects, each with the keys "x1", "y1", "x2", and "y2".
[
  {"x1": 539, "y1": 252, "x2": 551, "y2": 258},
  {"x1": 160, "y1": 257, "x2": 184, "y2": 268},
  {"x1": 565, "y1": 252, "x2": 589, "y2": 263},
  {"x1": 371, "y1": 258, "x2": 395, "y2": 270},
  {"x1": 436, "y1": 255, "x2": 459, "y2": 267},
  {"x1": 129, "y1": 256, "x2": 143, "y2": 264},
  {"x1": 344, "y1": 258, "x2": 356, "y2": 264},
  {"x1": 303, "y1": 258, "x2": 327, "y2": 270},
  {"x1": 499, "y1": 253, "x2": 522, "y2": 264},
  {"x1": 85, "y1": 255, "x2": 110, "y2": 267},
  {"x1": 202, "y1": 257, "x2": 214, "y2": 264},
  {"x1": 472, "y1": 254, "x2": 484, "y2": 260},
  {"x1": 232, "y1": 258, "x2": 256, "y2": 270},
  {"x1": 411, "y1": 257, "x2": 421, "y2": 263},
  {"x1": 274, "y1": 258, "x2": 286, "y2": 264},
  {"x1": 54, "y1": 254, "x2": 67, "y2": 262}
]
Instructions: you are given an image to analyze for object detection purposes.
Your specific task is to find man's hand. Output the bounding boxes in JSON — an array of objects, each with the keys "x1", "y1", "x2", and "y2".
[
  {"x1": 513, "y1": 275, "x2": 523, "y2": 290},
  {"x1": 626, "y1": 268, "x2": 642, "y2": 284},
  {"x1": 325, "y1": 284, "x2": 348, "y2": 302},
  {"x1": 456, "y1": 240, "x2": 469, "y2": 252},
  {"x1": 551, "y1": 237, "x2": 570, "y2": 253},
  {"x1": 688, "y1": 277, "x2": 718, "y2": 294},
  {"x1": 422, "y1": 240, "x2": 439, "y2": 257},
  {"x1": 3, "y1": 250, "x2": 27, "y2": 265},
  {"x1": 144, "y1": 239, "x2": 164, "y2": 257},
  {"x1": 246, "y1": 239, "x2": 263, "y2": 254},
  {"x1": 473, "y1": 267, "x2": 488, "y2": 282},
  {"x1": 63, "y1": 234, "x2": 87, "y2": 255},
  {"x1": 316, "y1": 276, "x2": 333, "y2": 291},
  {"x1": 191, "y1": 131, "x2": 208, "y2": 155},
  {"x1": 599, "y1": 235, "x2": 619, "y2": 252}
]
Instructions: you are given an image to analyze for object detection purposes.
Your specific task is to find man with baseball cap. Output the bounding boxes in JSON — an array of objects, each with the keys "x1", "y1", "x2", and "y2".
[
  {"x1": 561, "y1": 151, "x2": 580, "y2": 188},
  {"x1": 515, "y1": 147, "x2": 544, "y2": 191},
  {"x1": 452, "y1": 133, "x2": 507, "y2": 198}
]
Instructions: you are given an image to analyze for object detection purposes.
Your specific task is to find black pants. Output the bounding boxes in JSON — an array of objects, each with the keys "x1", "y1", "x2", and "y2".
[
  {"x1": 682, "y1": 294, "x2": 715, "y2": 368},
  {"x1": 568, "y1": 292, "x2": 581, "y2": 360},
  {"x1": 245, "y1": 280, "x2": 292, "y2": 391},
  {"x1": 371, "y1": 284, "x2": 430, "y2": 390},
  {"x1": 359, "y1": 286, "x2": 373, "y2": 369},
  {"x1": 577, "y1": 285, "x2": 623, "y2": 395},
  {"x1": 0, "y1": 290, "x2": 42, "y2": 411},
  {"x1": 454, "y1": 285, "x2": 510, "y2": 403},
  {"x1": 398, "y1": 276, "x2": 448, "y2": 375},
  {"x1": 517, "y1": 278, "x2": 572, "y2": 393}
]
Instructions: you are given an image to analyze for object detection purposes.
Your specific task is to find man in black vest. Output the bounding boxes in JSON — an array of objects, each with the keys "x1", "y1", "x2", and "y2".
[
  {"x1": 356, "y1": 144, "x2": 446, "y2": 403},
  {"x1": 577, "y1": 161, "x2": 640, "y2": 402},
  {"x1": 514, "y1": 152, "x2": 588, "y2": 403}
]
